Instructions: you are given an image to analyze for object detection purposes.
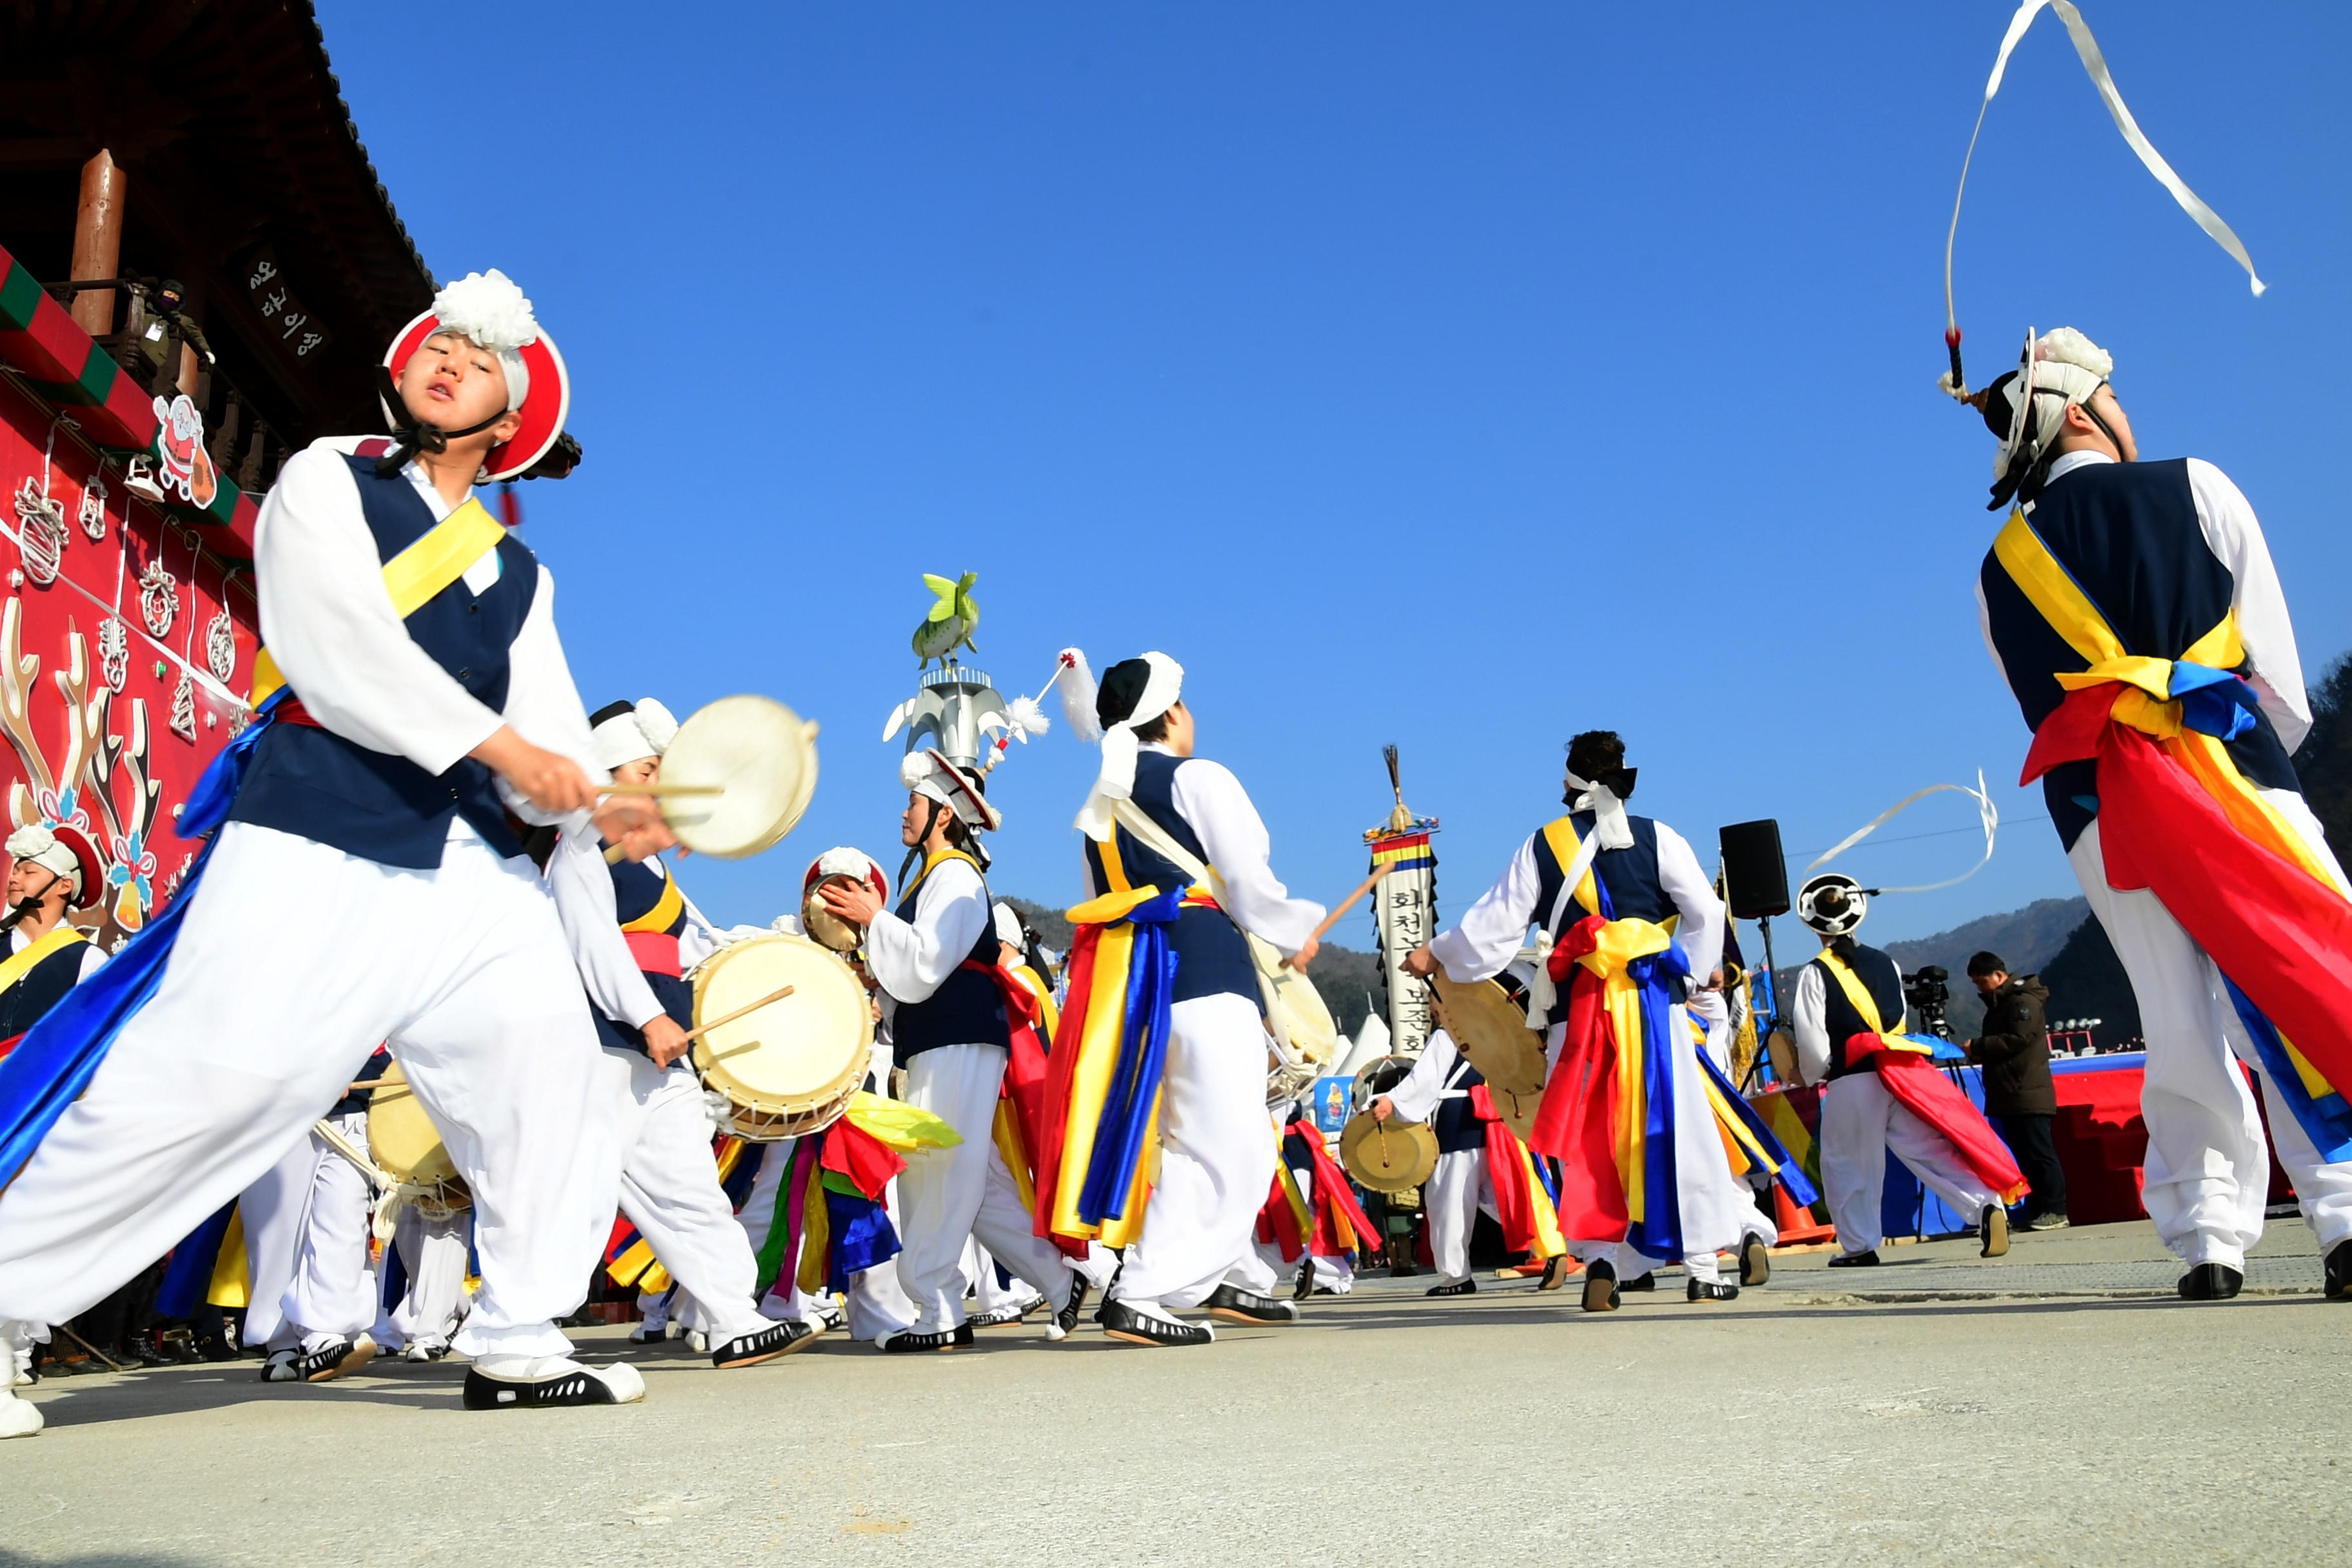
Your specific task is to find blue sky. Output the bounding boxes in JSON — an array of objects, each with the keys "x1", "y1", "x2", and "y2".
[{"x1": 322, "y1": 2, "x2": 2352, "y2": 946}]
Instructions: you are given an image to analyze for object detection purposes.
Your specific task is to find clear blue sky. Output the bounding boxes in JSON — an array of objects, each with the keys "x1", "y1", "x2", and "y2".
[{"x1": 321, "y1": 1, "x2": 2352, "y2": 946}]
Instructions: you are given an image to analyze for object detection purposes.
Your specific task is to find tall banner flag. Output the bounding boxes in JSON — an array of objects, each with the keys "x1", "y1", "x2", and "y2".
[{"x1": 1364, "y1": 746, "x2": 1440, "y2": 1057}]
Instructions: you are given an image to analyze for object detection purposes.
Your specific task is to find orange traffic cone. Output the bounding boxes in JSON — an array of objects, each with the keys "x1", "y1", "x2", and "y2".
[{"x1": 1772, "y1": 1179, "x2": 1837, "y2": 1247}]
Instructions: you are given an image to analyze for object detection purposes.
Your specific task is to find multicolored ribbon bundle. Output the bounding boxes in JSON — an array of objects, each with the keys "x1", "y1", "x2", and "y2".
[
  {"x1": 750, "y1": 1093, "x2": 959, "y2": 1298},
  {"x1": 1255, "y1": 1115, "x2": 1380, "y2": 1262},
  {"x1": 1473, "y1": 1084, "x2": 1568, "y2": 1262},
  {"x1": 1687, "y1": 1020, "x2": 1821, "y2": 1210}
]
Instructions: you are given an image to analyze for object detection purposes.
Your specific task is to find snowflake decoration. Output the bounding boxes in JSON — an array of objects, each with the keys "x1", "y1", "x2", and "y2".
[
  {"x1": 97, "y1": 618, "x2": 129, "y2": 694},
  {"x1": 77, "y1": 473, "x2": 108, "y2": 542},
  {"x1": 204, "y1": 605, "x2": 237, "y2": 683},
  {"x1": 169, "y1": 670, "x2": 197, "y2": 741},
  {"x1": 139, "y1": 560, "x2": 179, "y2": 638},
  {"x1": 13, "y1": 478, "x2": 64, "y2": 587}
]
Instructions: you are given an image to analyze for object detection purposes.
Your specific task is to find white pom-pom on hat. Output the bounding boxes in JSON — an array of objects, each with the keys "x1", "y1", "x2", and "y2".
[
  {"x1": 632, "y1": 698, "x2": 680, "y2": 755},
  {"x1": 2034, "y1": 326, "x2": 2113, "y2": 381},
  {"x1": 431, "y1": 270, "x2": 540, "y2": 352},
  {"x1": 1057, "y1": 648, "x2": 1102, "y2": 743}
]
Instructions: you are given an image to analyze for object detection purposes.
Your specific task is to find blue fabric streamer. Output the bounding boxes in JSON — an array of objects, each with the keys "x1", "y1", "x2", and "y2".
[
  {"x1": 2168, "y1": 662, "x2": 2260, "y2": 743},
  {"x1": 1076, "y1": 887, "x2": 1185, "y2": 1226},
  {"x1": 823, "y1": 1182, "x2": 901, "y2": 1293},
  {"x1": 1694, "y1": 1044, "x2": 1820, "y2": 1208},
  {"x1": 152, "y1": 1202, "x2": 236, "y2": 1320},
  {"x1": 2225, "y1": 977, "x2": 2352, "y2": 1164},
  {"x1": 1591, "y1": 876, "x2": 1690, "y2": 1260}
]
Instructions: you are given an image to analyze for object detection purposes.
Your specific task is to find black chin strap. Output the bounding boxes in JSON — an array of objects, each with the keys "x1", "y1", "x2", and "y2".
[{"x1": 375, "y1": 366, "x2": 506, "y2": 478}]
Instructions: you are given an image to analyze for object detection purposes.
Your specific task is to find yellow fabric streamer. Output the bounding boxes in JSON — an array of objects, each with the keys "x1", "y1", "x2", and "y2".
[
  {"x1": 206, "y1": 1206, "x2": 251, "y2": 1309},
  {"x1": 1044, "y1": 919, "x2": 1162, "y2": 1248},
  {"x1": 1567, "y1": 915, "x2": 1677, "y2": 1225}
]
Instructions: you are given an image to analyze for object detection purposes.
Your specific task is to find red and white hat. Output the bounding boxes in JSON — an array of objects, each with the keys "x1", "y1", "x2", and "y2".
[
  {"x1": 803, "y1": 847, "x2": 888, "y2": 905},
  {"x1": 7, "y1": 821, "x2": 103, "y2": 910},
  {"x1": 382, "y1": 269, "x2": 571, "y2": 483},
  {"x1": 902, "y1": 749, "x2": 1001, "y2": 833}
]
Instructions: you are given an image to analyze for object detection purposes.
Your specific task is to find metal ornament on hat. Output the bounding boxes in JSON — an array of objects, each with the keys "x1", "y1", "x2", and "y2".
[{"x1": 882, "y1": 570, "x2": 1006, "y2": 773}]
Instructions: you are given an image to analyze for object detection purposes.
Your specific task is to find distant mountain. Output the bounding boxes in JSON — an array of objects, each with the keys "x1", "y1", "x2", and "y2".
[
  {"x1": 1004, "y1": 895, "x2": 1382, "y2": 1037},
  {"x1": 1878, "y1": 896, "x2": 2089, "y2": 1041}
]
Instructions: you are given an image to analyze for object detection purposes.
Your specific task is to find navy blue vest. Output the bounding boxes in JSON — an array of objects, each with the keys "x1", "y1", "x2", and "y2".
[
  {"x1": 0, "y1": 936, "x2": 89, "y2": 1042},
  {"x1": 593, "y1": 855, "x2": 695, "y2": 1058},
  {"x1": 1080, "y1": 751, "x2": 1260, "y2": 1008},
  {"x1": 889, "y1": 854, "x2": 1008, "y2": 1060},
  {"x1": 228, "y1": 455, "x2": 539, "y2": 868},
  {"x1": 330, "y1": 1046, "x2": 393, "y2": 1117},
  {"x1": 1811, "y1": 941, "x2": 1905, "y2": 1082},
  {"x1": 1979, "y1": 458, "x2": 2302, "y2": 850},
  {"x1": 1430, "y1": 1052, "x2": 1489, "y2": 1153},
  {"x1": 1528, "y1": 811, "x2": 1679, "y2": 1023}
]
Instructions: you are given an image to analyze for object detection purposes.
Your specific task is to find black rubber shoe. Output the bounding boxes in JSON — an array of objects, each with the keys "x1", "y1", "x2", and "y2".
[
  {"x1": 1536, "y1": 1255, "x2": 1569, "y2": 1291},
  {"x1": 1581, "y1": 1258, "x2": 1620, "y2": 1313},
  {"x1": 879, "y1": 1326, "x2": 965, "y2": 1353},
  {"x1": 1740, "y1": 1233, "x2": 1772, "y2": 1287},
  {"x1": 2327, "y1": 1240, "x2": 2352, "y2": 1302},
  {"x1": 300, "y1": 1335, "x2": 375, "y2": 1384},
  {"x1": 1620, "y1": 1272, "x2": 1656, "y2": 1293},
  {"x1": 2178, "y1": 1262, "x2": 2244, "y2": 1301},
  {"x1": 712, "y1": 1319, "x2": 814, "y2": 1368},
  {"x1": 967, "y1": 1305, "x2": 1030, "y2": 1329},
  {"x1": 1426, "y1": 1279, "x2": 1477, "y2": 1298},
  {"x1": 1979, "y1": 1202, "x2": 2010, "y2": 1258},
  {"x1": 1827, "y1": 1249, "x2": 1881, "y2": 1268},
  {"x1": 1687, "y1": 1279, "x2": 1740, "y2": 1302},
  {"x1": 1100, "y1": 1300, "x2": 1214, "y2": 1347},
  {"x1": 1292, "y1": 1259, "x2": 1317, "y2": 1302},
  {"x1": 1048, "y1": 1277, "x2": 1090, "y2": 1342},
  {"x1": 462, "y1": 1358, "x2": 645, "y2": 1408},
  {"x1": 1204, "y1": 1284, "x2": 1300, "y2": 1324}
]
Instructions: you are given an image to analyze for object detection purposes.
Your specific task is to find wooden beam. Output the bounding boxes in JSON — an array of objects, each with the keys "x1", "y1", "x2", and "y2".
[{"x1": 68, "y1": 148, "x2": 123, "y2": 338}]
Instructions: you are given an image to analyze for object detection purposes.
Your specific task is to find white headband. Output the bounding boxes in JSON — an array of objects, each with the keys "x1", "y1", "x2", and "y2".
[
  {"x1": 1074, "y1": 651, "x2": 1182, "y2": 839},
  {"x1": 1995, "y1": 327, "x2": 2113, "y2": 484},
  {"x1": 6, "y1": 824, "x2": 80, "y2": 894},
  {"x1": 1564, "y1": 767, "x2": 1634, "y2": 852},
  {"x1": 993, "y1": 901, "x2": 1027, "y2": 952},
  {"x1": 590, "y1": 698, "x2": 679, "y2": 772}
]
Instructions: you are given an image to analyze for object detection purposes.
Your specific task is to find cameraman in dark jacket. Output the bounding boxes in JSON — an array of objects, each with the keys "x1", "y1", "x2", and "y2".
[{"x1": 1965, "y1": 952, "x2": 2067, "y2": 1231}]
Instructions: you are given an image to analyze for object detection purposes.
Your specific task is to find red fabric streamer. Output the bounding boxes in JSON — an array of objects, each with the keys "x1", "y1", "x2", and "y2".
[
  {"x1": 1844, "y1": 1035, "x2": 2028, "y2": 1201},
  {"x1": 1031, "y1": 924, "x2": 1103, "y2": 1258},
  {"x1": 1288, "y1": 1115, "x2": 1379, "y2": 1256},
  {"x1": 1529, "y1": 918, "x2": 1631, "y2": 1242},
  {"x1": 819, "y1": 1115, "x2": 905, "y2": 1200}
]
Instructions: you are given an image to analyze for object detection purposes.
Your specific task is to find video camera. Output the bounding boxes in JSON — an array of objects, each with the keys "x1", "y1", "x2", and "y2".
[{"x1": 1904, "y1": 965, "x2": 1953, "y2": 1041}]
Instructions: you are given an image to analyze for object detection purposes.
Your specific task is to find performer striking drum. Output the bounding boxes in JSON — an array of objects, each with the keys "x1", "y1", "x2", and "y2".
[
  {"x1": 549, "y1": 698, "x2": 810, "y2": 1369},
  {"x1": 1037, "y1": 653, "x2": 1326, "y2": 1346},
  {"x1": 0, "y1": 270, "x2": 667, "y2": 1435},
  {"x1": 817, "y1": 752, "x2": 1091, "y2": 1351},
  {"x1": 1405, "y1": 731, "x2": 1752, "y2": 1308},
  {"x1": 1968, "y1": 329, "x2": 2352, "y2": 1299},
  {"x1": 1788, "y1": 876, "x2": 2022, "y2": 1266}
]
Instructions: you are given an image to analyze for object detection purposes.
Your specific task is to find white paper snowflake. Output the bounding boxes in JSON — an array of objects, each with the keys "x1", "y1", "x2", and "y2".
[
  {"x1": 204, "y1": 605, "x2": 236, "y2": 683},
  {"x1": 139, "y1": 560, "x2": 178, "y2": 638},
  {"x1": 97, "y1": 618, "x2": 128, "y2": 694}
]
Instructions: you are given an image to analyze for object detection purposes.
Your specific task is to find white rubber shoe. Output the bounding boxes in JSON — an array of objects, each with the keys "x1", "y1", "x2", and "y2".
[
  {"x1": 0, "y1": 1384, "x2": 41, "y2": 1437},
  {"x1": 462, "y1": 1355, "x2": 647, "y2": 1410}
]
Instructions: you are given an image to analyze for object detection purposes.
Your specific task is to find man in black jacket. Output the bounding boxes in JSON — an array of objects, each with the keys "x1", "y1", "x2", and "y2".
[{"x1": 1966, "y1": 952, "x2": 2068, "y2": 1231}]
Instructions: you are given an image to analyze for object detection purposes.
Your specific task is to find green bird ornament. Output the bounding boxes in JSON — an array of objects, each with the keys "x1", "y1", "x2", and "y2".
[{"x1": 913, "y1": 571, "x2": 981, "y2": 666}]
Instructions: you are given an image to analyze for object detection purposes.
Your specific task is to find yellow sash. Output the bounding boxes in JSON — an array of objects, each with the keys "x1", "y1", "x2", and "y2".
[
  {"x1": 620, "y1": 867, "x2": 684, "y2": 936},
  {"x1": 0, "y1": 926, "x2": 85, "y2": 1001},
  {"x1": 901, "y1": 845, "x2": 985, "y2": 905},
  {"x1": 248, "y1": 496, "x2": 508, "y2": 707},
  {"x1": 1540, "y1": 814, "x2": 1600, "y2": 917},
  {"x1": 1814, "y1": 948, "x2": 1930, "y2": 1063}
]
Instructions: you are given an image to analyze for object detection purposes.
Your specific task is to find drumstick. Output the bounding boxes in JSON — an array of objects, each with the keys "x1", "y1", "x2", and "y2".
[
  {"x1": 679, "y1": 984, "x2": 796, "y2": 1044},
  {"x1": 596, "y1": 783, "x2": 724, "y2": 797},
  {"x1": 1292, "y1": 867, "x2": 1387, "y2": 963}
]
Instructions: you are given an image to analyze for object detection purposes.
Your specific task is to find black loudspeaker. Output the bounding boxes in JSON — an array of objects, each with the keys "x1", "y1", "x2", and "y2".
[{"x1": 1718, "y1": 819, "x2": 1790, "y2": 919}]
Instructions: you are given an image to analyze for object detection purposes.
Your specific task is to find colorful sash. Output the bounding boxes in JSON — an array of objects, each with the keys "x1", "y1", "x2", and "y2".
[
  {"x1": 1530, "y1": 863, "x2": 1690, "y2": 1259},
  {"x1": 1687, "y1": 1014, "x2": 1821, "y2": 1208},
  {"x1": 968, "y1": 959, "x2": 1051, "y2": 1215},
  {"x1": 1277, "y1": 1115, "x2": 1380, "y2": 1260},
  {"x1": 749, "y1": 1092, "x2": 959, "y2": 1298},
  {"x1": 2000, "y1": 510, "x2": 2352, "y2": 1158},
  {"x1": 1473, "y1": 1085, "x2": 1569, "y2": 1262},
  {"x1": 1817, "y1": 948, "x2": 2028, "y2": 1203},
  {"x1": 0, "y1": 493, "x2": 512, "y2": 1191}
]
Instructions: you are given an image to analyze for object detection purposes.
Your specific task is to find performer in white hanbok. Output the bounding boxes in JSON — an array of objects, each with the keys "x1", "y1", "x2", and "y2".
[
  {"x1": 248, "y1": 1048, "x2": 395, "y2": 1383},
  {"x1": 0, "y1": 270, "x2": 665, "y2": 1436},
  {"x1": 548, "y1": 699, "x2": 811, "y2": 1370},
  {"x1": 1405, "y1": 731, "x2": 1751, "y2": 1308},
  {"x1": 1039, "y1": 654, "x2": 1325, "y2": 1346}
]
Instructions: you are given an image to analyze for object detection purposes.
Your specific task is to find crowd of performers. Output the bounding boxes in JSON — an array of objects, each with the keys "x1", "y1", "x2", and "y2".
[{"x1": 0, "y1": 262, "x2": 2346, "y2": 1444}]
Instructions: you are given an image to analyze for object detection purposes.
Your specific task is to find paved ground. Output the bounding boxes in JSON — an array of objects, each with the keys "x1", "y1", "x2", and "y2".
[{"x1": 4, "y1": 1219, "x2": 2349, "y2": 1567}]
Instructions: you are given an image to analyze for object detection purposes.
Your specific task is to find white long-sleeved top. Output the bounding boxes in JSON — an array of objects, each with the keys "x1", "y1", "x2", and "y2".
[
  {"x1": 1977, "y1": 449, "x2": 2311, "y2": 752},
  {"x1": 1078, "y1": 745, "x2": 1325, "y2": 956},
  {"x1": 545, "y1": 836, "x2": 697, "y2": 1032},
  {"x1": 865, "y1": 854, "x2": 991, "y2": 1015},
  {"x1": 1788, "y1": 963, "x2": 1833, "y2": 1088},
  {"x1": 1429, "y1": 819, "x2": 1722, "y2": 986},
  {"x1": 253, "y1": 438, "x2": 602, "y2": 832},
  {"x1": 1384, "y1": 1028, "x2": 1469, "y2": 1126}
]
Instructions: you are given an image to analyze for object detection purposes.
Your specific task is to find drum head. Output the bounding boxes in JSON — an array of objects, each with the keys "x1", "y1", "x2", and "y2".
[
  {"x1": 1767, "y1": 1029, "x2": 1799, "y2": 1086},
  {"x1": 801, "y1": 888, "x2": 863, "y2": 954},
  {"x1": 368, "y1": 1066, "x2": 465, "y2": 1194},
  {"x1": 1432, "y1": 973, "x2": 1550, "y2": 1102},
  {"x1": 1339, "y1": 1111, "x2": 1437, "y2": 1193},
  {"x1": 1252, "y1": 931, "x2": 1336, "y2": 1068},
  {"x1": 693, "y1": 934, "x2": 872, "y2": 1117},
  {"x1": 658, "y1": 695, "x2": 819, "y2": 860}
]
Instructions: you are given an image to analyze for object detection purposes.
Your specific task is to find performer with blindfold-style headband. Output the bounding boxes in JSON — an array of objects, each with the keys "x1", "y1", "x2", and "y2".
[{"x1": 0, "y1": 269, "x2": 670, "y2": 1436}]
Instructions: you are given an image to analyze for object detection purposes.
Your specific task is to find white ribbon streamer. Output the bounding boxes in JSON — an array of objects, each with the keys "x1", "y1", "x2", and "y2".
[
  {"x1": 1805, "y1": 770, "x2": 2000, "y2": 895},
  {"x1": 1945, "y1": 0, "x2": 2265, "y2": 359}
]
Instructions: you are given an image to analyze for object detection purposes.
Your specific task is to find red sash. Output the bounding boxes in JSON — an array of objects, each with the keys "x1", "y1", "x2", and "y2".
[{"x1": 1843, "y1": 1035, "x2": 2028, "y2": 1202}]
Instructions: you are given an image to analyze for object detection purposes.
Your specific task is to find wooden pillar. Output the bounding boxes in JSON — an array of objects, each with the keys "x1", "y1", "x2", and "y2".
[{"x1": 70, "y1": 149, "x2": 126, "y2": 338}]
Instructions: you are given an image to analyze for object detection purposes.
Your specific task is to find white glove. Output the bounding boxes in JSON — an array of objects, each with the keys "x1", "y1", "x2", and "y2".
[{"x1": 701, "y1": 1088, "x2": 736, "y2": 1133}]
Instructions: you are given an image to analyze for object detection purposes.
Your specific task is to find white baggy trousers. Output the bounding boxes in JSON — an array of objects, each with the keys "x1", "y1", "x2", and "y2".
[
  {"x1": 896, "y1": 1043, "x2": 1076, "y2": 1334},
  {"x1": 2069, "y1": 808, "x2": 2352, "y2": 1269},
  {"x1": 1426, "y1": 1148, "x2": 1498, "y2": 1286},
  {"x1": 284, "y1": 1108, "x2": 380, "y2": 1346},
  {"x1": 0, "y1": 822, "x2": 620, "y2": 1360},
  {"x1": 1111, "y1": 993, "x2": 1282, "y2": 1312},
  {"x1": 1819, "y1": 1071, "x2": 1999, "y2": 1256},
  {"x1": 603, "y1": 1048, "x2": 766, "y2": 1346}
]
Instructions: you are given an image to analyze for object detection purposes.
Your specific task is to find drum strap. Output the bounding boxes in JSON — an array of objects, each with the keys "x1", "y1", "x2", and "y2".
[{"x1": 248, "y1": 495, "x2": 509, "y2": 709}]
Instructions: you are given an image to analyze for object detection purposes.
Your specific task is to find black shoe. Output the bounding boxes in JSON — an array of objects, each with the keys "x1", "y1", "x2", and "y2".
[
  {"x1": 1687, "y1": 1279, "x2": 1740, "y2": 1302},
  {"x1": 300, "y1": 1334, "x2": 375, "y2": 1383},
  {"x1": 966, "y1": 1305, "x2": 1030, "y2": 1329},
  {"x1": 120, "y1": 1335, "x2": 168, "y2": 1368},
  {"x1": 1536, "y1": 1255, "x2": 1568, "y2": 1292},
  {"x1": 1426, "y1": 1279, "x2": 1477, "y2": 1297},
  {"x1": 155, "y1": 1328, "x2": 202, "y2": 1365},
  {"x1": 1979, "y1": 1202, "x2": 2010, "y2": 1258},
  {"x1": 1827, "y1": 1249, "x2": 1880, "y2": 1268},
  {"x1": 711, "y1": 1320, "x2": 813, "y2": 1368},
  {"x1": 1581, "y1": 1259, "x2": 1620, "y2": 1313},
  {"x1": 1204, "y1": 1284, "x2": 1300, "y2": 1324},
  {"x1": 2327, "y1": 1240, "x2": 2352, "y2": 1302},
  {"x1": 462, "y1": 1358, "x2": 646, "y2": 1409},
  {"x1": 1620, "y1": 1272, "x2": 1656, "y2": 1293},
  {"x1": 1293, "y1": 1259, "x2": 1317, "y2": 1302},
  {"x1": 1739, "y1": 1233, "x2": 1772, "y2": 1287},
  {"x1": 1099, "y1": 1300, "x2": 1214, "y2": 1348},
  {"x1": 2178, "y1": 1262, "x2": 2244, "y2": 1301},
  {"x1": 1050, "y1": 1277, "x2": 1090, "y2": 1341},
  {"x1": 878, "y1": 1322, "x2": 970, "y2": 1354}
]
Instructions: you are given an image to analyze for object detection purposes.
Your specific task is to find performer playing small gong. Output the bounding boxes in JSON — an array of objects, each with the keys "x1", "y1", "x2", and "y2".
[
  {"x1": 1404, "y1": 731, "x2": 1752, "y2": 1308},
  {"x1": 547, "y1": 698, "x2": 810, "y2": 1369},
  {"x1": 816, "y1": 752, "x2": 1091, "y2": 1351}
]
